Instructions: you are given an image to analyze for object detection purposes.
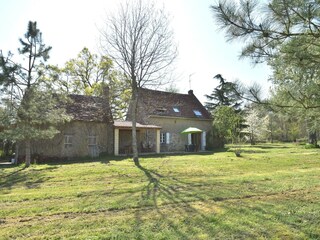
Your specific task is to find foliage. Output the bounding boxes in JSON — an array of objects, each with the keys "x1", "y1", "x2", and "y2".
[
  {"x1": 49, "y1": 48, "x2": 131, "y2": 120},
  {"x1": 211, "y1": 1, "x2": 320, "y2": 144},
  {"x1": 205, "y1": 74, "x2": 242, "y2": 112},
  {"x1": 205, "y1": 74, "x2": 244, "y2": 147},
  {"x1": 244, "y1": 107, "x2": 269, "y2": 145},
  {"x1": 0, "y1": 21, "x2": 70, "y2": 166},
  {"x1": 213, "y1": 105, "x2": 242, "y2": 144},
  {"x1": 211, "y1": 0, "x2": 320, "y2": 64},
  {"x1": 1, "y1": 143, "x2": 319, "y2": 239},
  {"x1": 211, "y1": 0, "x2": 320, "y2": 101}
]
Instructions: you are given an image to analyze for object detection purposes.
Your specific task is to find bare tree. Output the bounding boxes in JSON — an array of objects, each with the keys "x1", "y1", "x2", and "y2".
[{"x1": 100, "y1": 0, "x2": 177, "y2": 163}]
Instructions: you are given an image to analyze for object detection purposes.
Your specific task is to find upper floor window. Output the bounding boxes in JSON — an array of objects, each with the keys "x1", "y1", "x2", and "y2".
[
  {"x1": 193, "y1": 110, "x2": 202, "y2": 117},
  {"x1": 155, "y1": 108, "x2": 167, "y2": 114},
  {"x1": 173, "y1": 107, "x2": 180, "y2": 113}
]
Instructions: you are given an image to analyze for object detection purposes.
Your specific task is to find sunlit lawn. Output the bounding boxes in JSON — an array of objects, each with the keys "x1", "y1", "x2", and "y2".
[{"x1": 0, "y1": 143, "x2": 319, "y2": 239}]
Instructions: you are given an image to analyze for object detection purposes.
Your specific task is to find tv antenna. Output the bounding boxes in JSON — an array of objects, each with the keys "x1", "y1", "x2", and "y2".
[{"x1": 189, "y1": 73, "x2": 195, "y2": 89}]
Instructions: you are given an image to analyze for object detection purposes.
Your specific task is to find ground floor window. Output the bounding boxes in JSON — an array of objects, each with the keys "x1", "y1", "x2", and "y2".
[
  {"x1": 160, "y1": 133, "x2": 166, "y2": 143},
  {"x1": 160, "y1": 132, "x2": 170, "y2": 144},
  {"x1": 88, "y1": 135, "x2": 97, "y2": 146},
  {"x1": 64, "y1": 135, "x2": 73, "y2": 149}
]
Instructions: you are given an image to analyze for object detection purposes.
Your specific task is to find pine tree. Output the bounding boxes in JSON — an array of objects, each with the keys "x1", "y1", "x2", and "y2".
[{"x1": 0, "y1": 21, "x2": 70, "y2": 167}]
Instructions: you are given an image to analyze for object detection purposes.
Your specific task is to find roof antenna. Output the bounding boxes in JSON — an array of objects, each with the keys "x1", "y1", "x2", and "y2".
[{"x1": 189, "y1": 73, "x2": 195, "y2": 90}]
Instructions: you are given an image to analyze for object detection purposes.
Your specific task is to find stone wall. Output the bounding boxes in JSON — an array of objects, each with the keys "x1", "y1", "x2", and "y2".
[
  {"x1": 22, "y1": 121, "x2": 113, "y2": 160},
  {"x1": 147, "y1": 117, "x2": 212, "y2": 152}
]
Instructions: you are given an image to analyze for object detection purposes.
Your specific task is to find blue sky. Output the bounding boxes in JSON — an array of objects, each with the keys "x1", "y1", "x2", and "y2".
[{"x1": 0, "y1": 0, "x2": 271, "y2": 103}]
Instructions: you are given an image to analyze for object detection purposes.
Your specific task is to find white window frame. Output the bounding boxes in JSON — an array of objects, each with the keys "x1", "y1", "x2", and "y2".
[{"x1": 160, "y1": 132, "x2": 166, "y2": 144}]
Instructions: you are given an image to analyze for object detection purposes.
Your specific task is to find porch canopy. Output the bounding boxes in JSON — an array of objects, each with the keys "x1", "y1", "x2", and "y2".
[
  {"x1": 114, "y1": 121, "x2": 162, "y2": 130},
  {"x1": 113, "y1": 121, "x2": 162, "y2": 156}
]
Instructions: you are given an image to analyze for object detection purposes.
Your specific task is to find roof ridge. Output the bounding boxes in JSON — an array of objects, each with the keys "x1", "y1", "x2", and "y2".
[{"x1": 139, "y1": 87, "x2": 190, "y2": 96}]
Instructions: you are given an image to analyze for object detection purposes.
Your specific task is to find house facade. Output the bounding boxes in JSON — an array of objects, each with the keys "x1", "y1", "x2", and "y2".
[
  {"x1": 126, "y1": 88, "x2": 212, "y2": 153},
  {"x1": 18, "y1": 88, "x2": 212, "y2": 160},
  {"x1": 21, "y1": 94, "x2": 114, "y2": 161}
]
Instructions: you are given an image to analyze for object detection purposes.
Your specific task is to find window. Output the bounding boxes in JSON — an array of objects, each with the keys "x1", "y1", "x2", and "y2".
[
  {"x1": 155, "y1": 108, "x2": 167, "y2": 114},
  {"x1": 64, "y1": 135, "x2": 73, "y2": 148},
  {"x1": 160, "y1": 132, "x2": 171, "y2": 144},
  {"x1": 173, "y1": 107, "x2": 180, "y2": 113},
  {"x1": 193, "y1": 110, "x2": 202, "y2": 117},
  {"x1": 160, "y1": 133, "x2": 166, "y2": 144},
  {"x1": 88, "y1": 135, "x2": 97, "y2": 146}
]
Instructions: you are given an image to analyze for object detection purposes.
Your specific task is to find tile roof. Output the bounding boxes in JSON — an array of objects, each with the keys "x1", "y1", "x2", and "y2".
[
  {"x1": 66, "y1": 94, "x2": 113, "y2": 123},
  {"x1": 128, "y1": 88, "x2": 211, "y2": 122}
]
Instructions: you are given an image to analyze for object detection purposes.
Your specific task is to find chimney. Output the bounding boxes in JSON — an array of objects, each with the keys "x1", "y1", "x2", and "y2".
[
  {"x1": 101, "y1": 85, "x2": 113, "y2": 122},
  {"x1": 188, "y1": 90, "x2": 194, "y2": 95},
  {"x1": 102, "y1": 85, "x2": 110, "y2": 100}
]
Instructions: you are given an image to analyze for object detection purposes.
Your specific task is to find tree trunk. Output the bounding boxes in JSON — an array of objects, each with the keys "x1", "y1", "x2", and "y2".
[
  {"x1": 25, "y1": 139, "x2": 31, "y2": 167},
  {"x1": 308, "y1": 131, "x2": 317, "y2": 146},
  {"x1": 131, "y1": 83, "x2": 139, "y2": 164},
  {"x1": 14, "y1": 143, "x2": 19, "y2": 165},
  {"x1": 250, "y1": 131, "x2": 255, "y2": 145}
]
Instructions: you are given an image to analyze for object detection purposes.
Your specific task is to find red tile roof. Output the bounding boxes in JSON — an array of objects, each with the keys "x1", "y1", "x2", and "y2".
[
  {"x1": 66, "y1": 94, "x2": 113, "y2": 123},
  {"x1": 127, "y1": 88, "x2": 211, "y2": 122}
]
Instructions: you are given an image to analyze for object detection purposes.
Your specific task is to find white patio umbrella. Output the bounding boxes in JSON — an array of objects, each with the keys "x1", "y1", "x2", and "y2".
[{"x1": 181, "y1": 127, "x2": 203, "y2": 134}]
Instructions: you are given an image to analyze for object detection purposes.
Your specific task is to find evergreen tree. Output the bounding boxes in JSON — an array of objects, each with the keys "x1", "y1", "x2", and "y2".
[
  {"x1": 0, "y1": 21, "x2": 70, "y2": 167},
  {"x1": 211, "y1": 0, "x2": 320, "y2": 144},
  {"x1": 205, "y1": 74, "x2": 244, "y2": 147},
  {"x1": 205, "y1": 74, "x2": 242, "y2": 112}
]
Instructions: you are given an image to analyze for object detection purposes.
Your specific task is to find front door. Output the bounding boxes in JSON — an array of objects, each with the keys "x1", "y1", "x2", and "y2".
[{"x1": 191, "y1": 133, "x2": 201, "y2": 151}]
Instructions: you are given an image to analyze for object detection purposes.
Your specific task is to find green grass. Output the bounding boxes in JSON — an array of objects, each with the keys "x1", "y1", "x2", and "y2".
[{"x1": 0, "y1": 143, "x2": 319, "y2": 239}]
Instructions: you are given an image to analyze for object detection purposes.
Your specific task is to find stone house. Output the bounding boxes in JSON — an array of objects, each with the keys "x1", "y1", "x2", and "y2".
[
  {"x1": 125, "y1": 88, "x2": 212, "y2": 153},
  {"x1": 18, "y1": 87, "x2": 212, "y2": 160},
  {"x1": 24, "y1": 94, "x2": 114, "y2": 160}
]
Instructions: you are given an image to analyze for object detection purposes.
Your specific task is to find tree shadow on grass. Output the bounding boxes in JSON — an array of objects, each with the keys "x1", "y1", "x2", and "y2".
[
  {"x1": 135, "y1": 156, "x2": 319, "y2": 239},
  {"x1": 133, "y1": 160, "x2": 218, "y2": 239},
  {"x1": 132, "y1": 158, "x2": 318, "y2": 239},
  {"x1": 0, "y1": 165, "x2": 55, "y2": 190},
  {"x1": 41, "y1": 155, "x2": 129, "y2": 166},
  {"x1": 128, "y1": 151, "x2": 215, "y2": 161}
]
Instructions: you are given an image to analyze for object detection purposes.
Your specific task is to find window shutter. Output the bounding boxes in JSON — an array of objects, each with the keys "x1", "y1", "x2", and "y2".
[
  {"x1": 188, "y1": 134, "x2": 192, "y2": 145},
  {"x1": 166, "y1": 133, "x2": 170, "y2": 144}
]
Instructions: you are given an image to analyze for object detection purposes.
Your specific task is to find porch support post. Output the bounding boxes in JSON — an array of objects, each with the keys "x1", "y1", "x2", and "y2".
[
  {"x1": 114, "y1": 128, "x2": 119, "y2": 156},
  {"x1": 201, "y1": 131, "x2": 206, "y2": 151},
  {"x1": 156, "y1": 129, "x2": 160, "y2": 154}
]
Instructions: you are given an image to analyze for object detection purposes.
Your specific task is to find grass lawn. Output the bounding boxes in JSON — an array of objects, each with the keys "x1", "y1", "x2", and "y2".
[{"x1": 0, "y1": 143, "x2": 319, "y2": 239}]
